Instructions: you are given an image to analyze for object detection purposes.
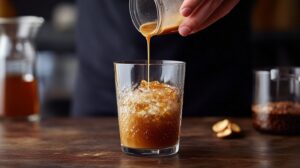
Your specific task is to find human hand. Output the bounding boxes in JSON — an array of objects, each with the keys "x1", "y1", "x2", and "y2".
[{"x1": 178, "y1": 0, "x2": 240, "y2": 36}]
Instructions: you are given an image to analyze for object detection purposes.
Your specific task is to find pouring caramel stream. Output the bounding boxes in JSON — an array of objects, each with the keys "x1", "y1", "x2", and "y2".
[{"x1": 139, "y1": 22, "x2": 179, "y2": 85}]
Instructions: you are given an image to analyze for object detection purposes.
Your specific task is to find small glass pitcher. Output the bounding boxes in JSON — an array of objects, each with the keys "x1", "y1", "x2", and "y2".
[
  {"x1": 129, "y1": 0, "x2": 184, "y2": 36},
  {"x1": 0, "y1": 16, "x2": 44, "y2": 122}
]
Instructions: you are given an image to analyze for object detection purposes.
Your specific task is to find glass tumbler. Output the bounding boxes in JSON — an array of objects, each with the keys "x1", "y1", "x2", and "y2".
[
  {"x1": 129, "y1": 0, "x2": 184, "y2": 36},
  {"x1": 114, "y1": 60, "x2": 185, "y2": 156},
  {"x1": 252, "y1": 68, "x2": 300, "y2": 134}
]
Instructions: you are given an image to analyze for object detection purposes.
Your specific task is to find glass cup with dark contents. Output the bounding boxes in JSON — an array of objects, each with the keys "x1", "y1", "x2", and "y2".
[{"x1": 253, "y1": 68, "x2": 300, "y2": 134}]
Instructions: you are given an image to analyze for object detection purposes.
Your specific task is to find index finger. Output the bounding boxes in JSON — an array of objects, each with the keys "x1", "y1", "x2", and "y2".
[{"x1": 180, "y1": 0, "x2": 206, "y2": 17}]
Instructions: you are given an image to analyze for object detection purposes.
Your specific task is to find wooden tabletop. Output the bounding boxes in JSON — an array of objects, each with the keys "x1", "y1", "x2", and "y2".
[{"x1": 0, "y1": 117, "x2": 299, "y2": 168}]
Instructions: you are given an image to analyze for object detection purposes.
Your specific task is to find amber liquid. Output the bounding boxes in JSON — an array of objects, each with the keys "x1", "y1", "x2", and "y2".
[
  {"x1": 139, "y1": 23, "x2": 154, "y2": 84},
  {"x1": 139, "y1": 22, "x2": 180, "y2": 84},
  {"x1": 119, "y1": 81, "x2": 181, "y2": 148},
  {"x1": 120, "y1": 110, "x2": 180, "y2": 148},
  {"x1": 2, "y1": 75, "x2": 39, "y2": 118},
  {"x1": 0, "y1": 0, "x2": 17, "y2": 17},
  {"x1": 139, "y1": 22, "x2": 180, "y2": 36}
]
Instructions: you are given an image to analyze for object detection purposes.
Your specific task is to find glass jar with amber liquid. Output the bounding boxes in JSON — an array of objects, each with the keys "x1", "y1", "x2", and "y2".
[{"x1": 0, "y1": 16, "x2": 44, "y2": 121}]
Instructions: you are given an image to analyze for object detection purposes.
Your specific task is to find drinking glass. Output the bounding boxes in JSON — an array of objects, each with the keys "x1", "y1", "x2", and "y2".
[
  {"x1": 114, "y1": 60, "x2": 185, "y2": 156},
  {"x1": 253, "y1": 68, "x2": 300, "y2": 134}
]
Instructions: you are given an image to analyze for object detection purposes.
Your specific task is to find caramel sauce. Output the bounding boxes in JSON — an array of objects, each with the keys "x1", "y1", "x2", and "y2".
[
  {"x1": 2, "y1": 74, "x2": 39, "y2": 118},
  {"x1": 140, "y1": 22, "x2": 180, "y2": 36},
  {"x1": 139, "y1": 22, "x2": 180, "y2": 84},
  {"x1": 139, "y1": 23, "x2": 154, "y2": 84}
]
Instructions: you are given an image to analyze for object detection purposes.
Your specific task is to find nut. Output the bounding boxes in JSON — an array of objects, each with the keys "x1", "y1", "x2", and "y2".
[
  {"x1": 212, "y1": 119, "x2": 230, "y2": 133},
  {"x1": 216, "y1": 128, "x2": 232, "y2": 138},
  {"x1": 230, "y1": 123, "x2": 241, "y2": 133},
  {"x1": 212, "y1": 119, "x2": 242, "y2": 139}
]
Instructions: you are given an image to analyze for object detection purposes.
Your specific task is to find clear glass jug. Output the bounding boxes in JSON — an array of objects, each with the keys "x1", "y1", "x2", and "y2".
[
  {"x1": 129, "y1": 0, "x2": 184, "y2": 36},
  {"x1": 0, "y1": 16, "x2": 44, "y2": 121}
]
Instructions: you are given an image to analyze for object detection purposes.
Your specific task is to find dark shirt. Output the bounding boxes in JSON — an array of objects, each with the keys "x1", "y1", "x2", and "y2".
[{"x1": 73, "y1": 0, "x2": 253, "y2": 117}]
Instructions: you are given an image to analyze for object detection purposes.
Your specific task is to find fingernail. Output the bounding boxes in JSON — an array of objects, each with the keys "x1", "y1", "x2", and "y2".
[
  {"x1": 180, "y1": 7, "x2": 192, "y2": 17},
  {"x1": 179, "y1": 26, "x2": 192, "y2": 37}
]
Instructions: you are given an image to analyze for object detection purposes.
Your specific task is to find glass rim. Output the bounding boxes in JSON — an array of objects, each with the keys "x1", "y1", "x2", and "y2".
[
  {"x1": 254, "y1": 67, "x2": 300, "y2": 73},
  {"x1": 0, "y1": 16, "x2": 44, "y2": 25},
  {"x1": 114, "y1": 60, "x2": 186, "y2": 66}
]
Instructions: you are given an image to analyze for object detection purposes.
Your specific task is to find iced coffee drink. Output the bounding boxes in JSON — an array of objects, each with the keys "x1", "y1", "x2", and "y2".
[
  {"x1": 114, "y1": 60, "x2": 185, "y2": 156},
  {"x1": 118, "y1": 80, "x2": 182, "y2": 149}
]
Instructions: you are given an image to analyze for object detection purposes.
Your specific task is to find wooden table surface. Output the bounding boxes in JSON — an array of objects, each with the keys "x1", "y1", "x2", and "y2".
[{"x1": 0, "y1": 117, "x2": 299, "y2": 168}]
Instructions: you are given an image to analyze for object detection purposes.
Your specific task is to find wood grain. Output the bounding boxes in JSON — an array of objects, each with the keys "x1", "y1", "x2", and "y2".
[{"x1": 0, "y1": 117, "x2": 299, "y2": 168}]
